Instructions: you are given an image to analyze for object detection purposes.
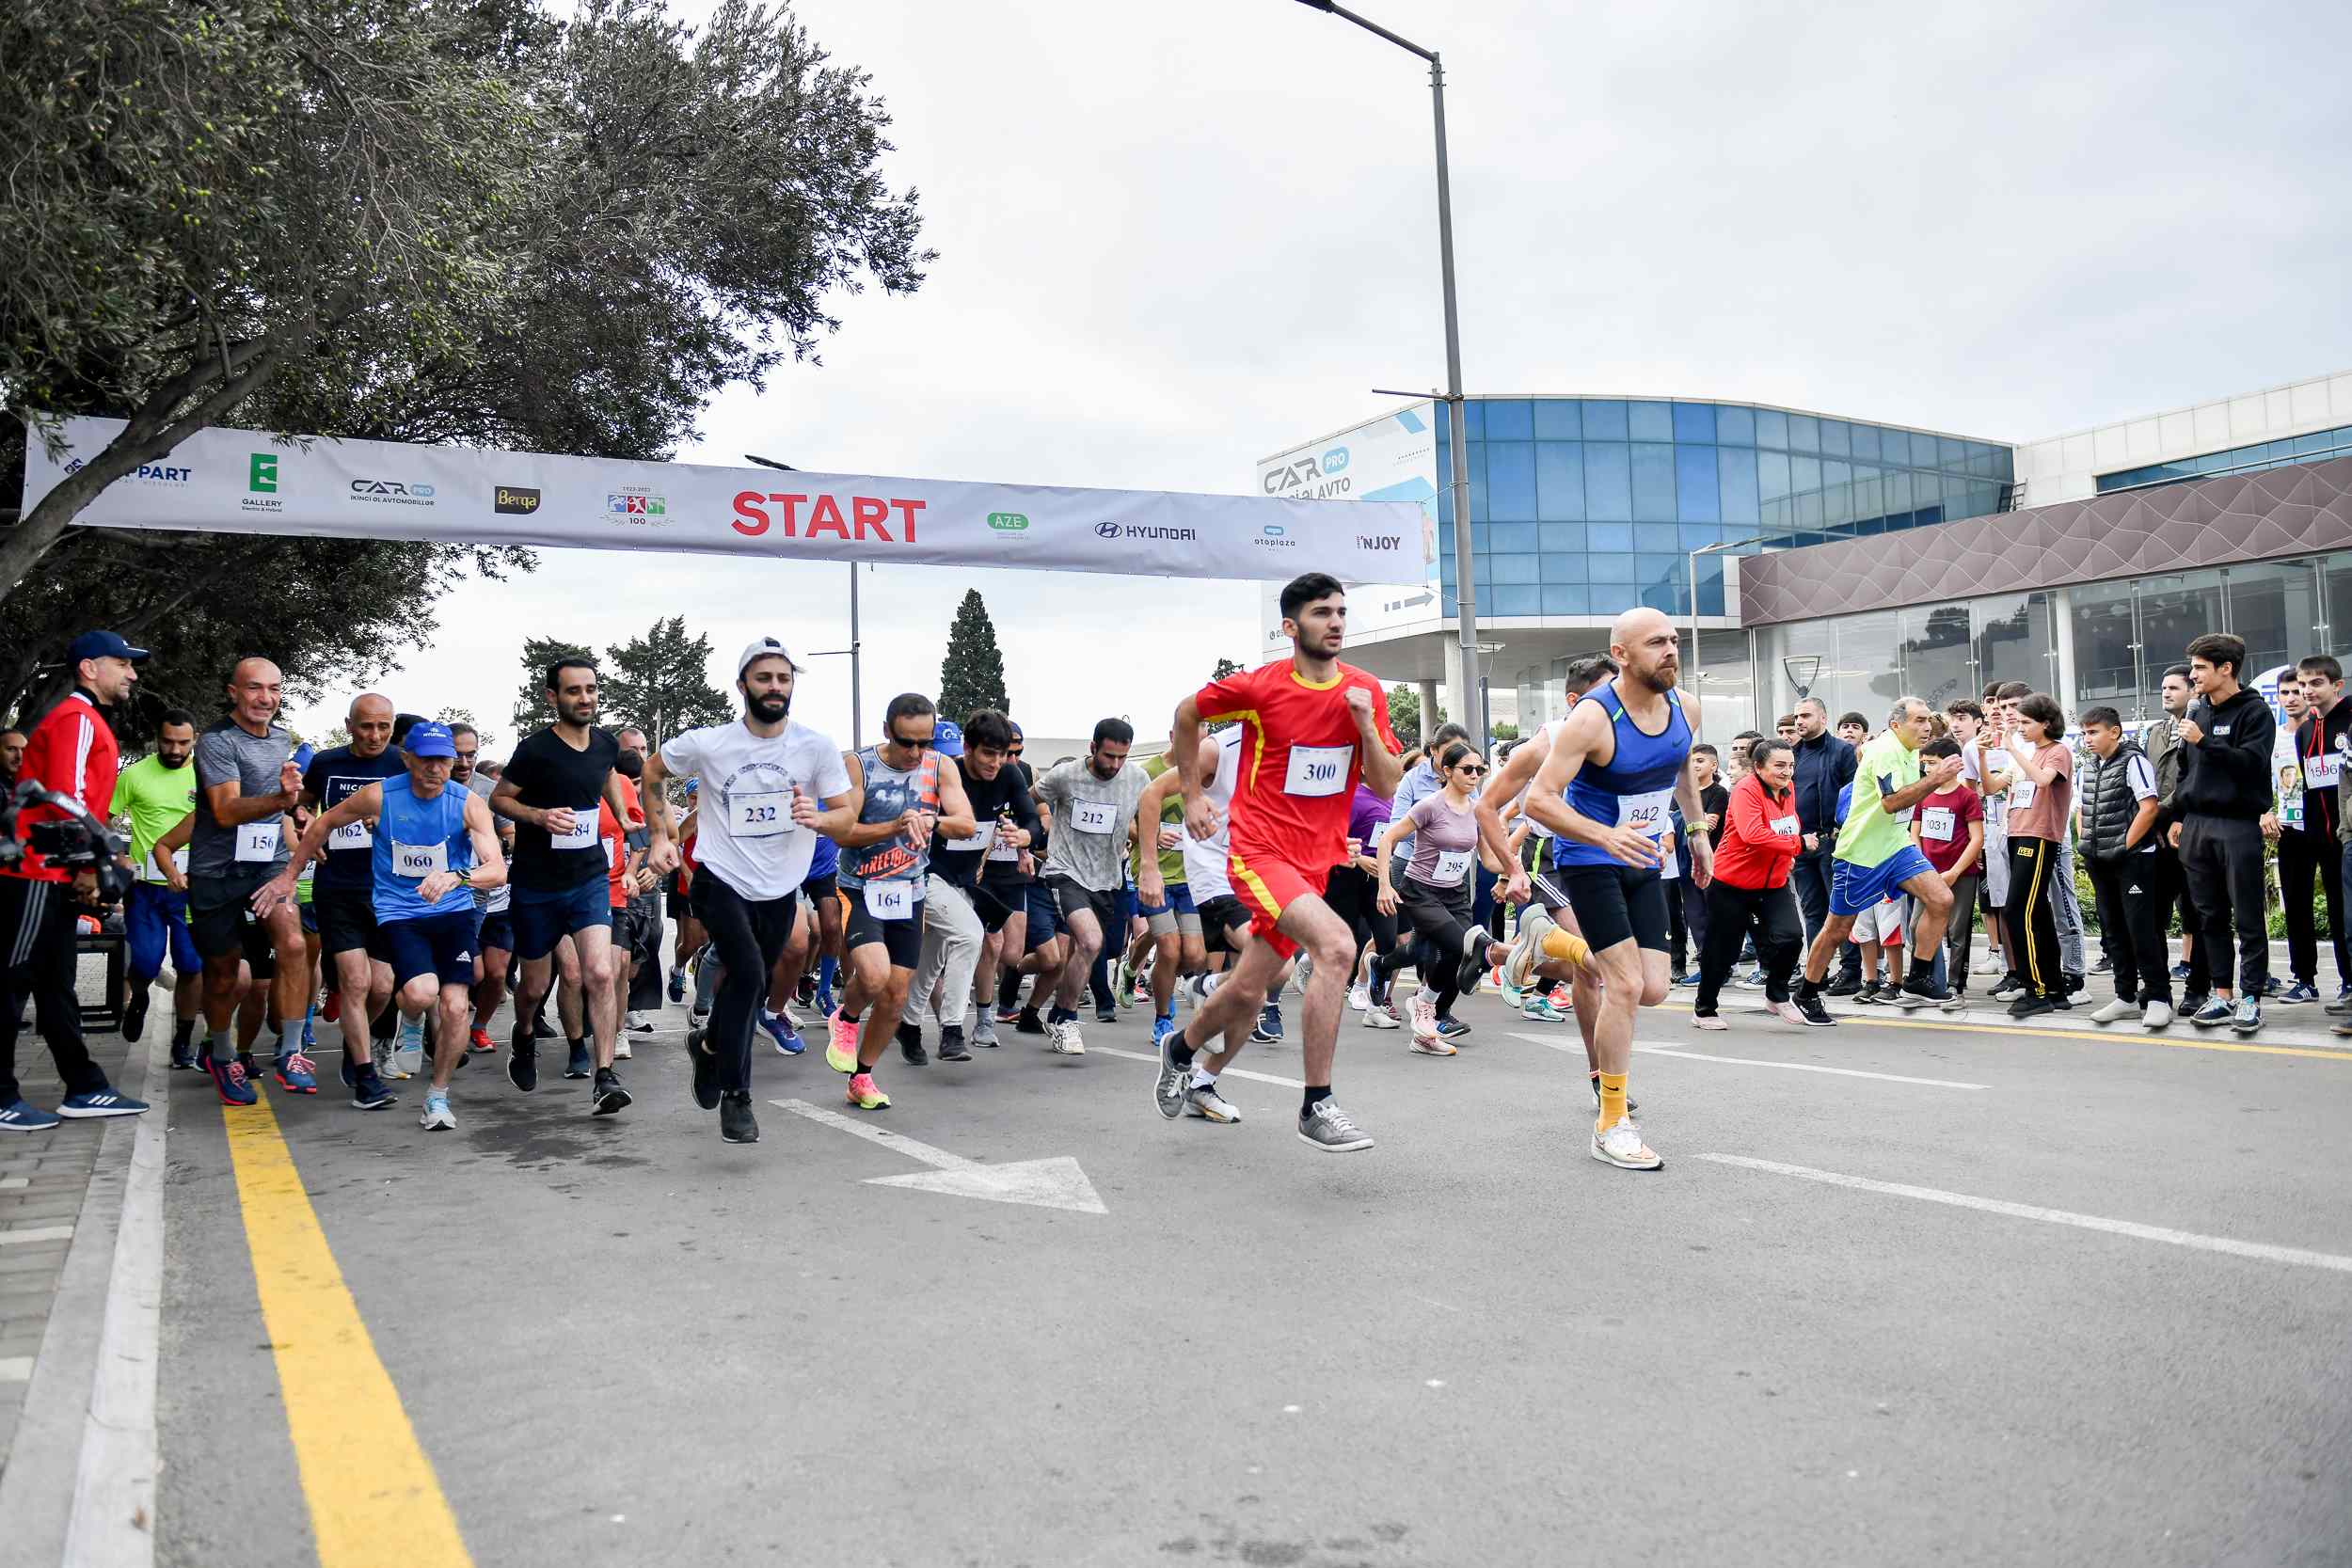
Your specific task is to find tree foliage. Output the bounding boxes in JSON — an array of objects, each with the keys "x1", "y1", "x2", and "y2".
[
  {"x1": 510, "y1": 636, "x2": 595, "y2": 739},
  {"x1": 1387, "y1": 683, "x2": 1444, "y2": 750},
  {"x1": 937, "y1": 590, "x2": 1009, "y2": 723},
  {"x1": 599, "y1": 616, "x2": 731, "y2": 750},
  {"x1": 1212, "y1": 657, "x2": 1246, "y2": 681}
]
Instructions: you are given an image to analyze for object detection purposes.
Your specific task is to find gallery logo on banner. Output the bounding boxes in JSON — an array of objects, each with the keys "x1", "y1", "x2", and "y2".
[
  {"x1": 349, "y1": 478, "x2": 436, "y2": 506},
  {"x1": 242, "y1": 452, "x2": 284, "y2": 513},
  {"x1": 607, "y1": 488, "x2": 670, "y2": 525},
  {"x1": 494, "y1": 485, "x2": 542, "y2": 515}
]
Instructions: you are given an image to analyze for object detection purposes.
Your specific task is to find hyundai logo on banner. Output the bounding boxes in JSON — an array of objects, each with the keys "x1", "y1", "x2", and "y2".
[{"x1": 1094, "y1": 521, "x2": 1121, "y2": 539}]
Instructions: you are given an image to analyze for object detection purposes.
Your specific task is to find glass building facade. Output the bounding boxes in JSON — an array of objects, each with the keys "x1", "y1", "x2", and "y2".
[
  {"x1": 1437, "y1": 396, "x2": 2012, "y2": 623},
  {"x1": 2095, "y1": 424, "x2": 2352, "y2": 494}
]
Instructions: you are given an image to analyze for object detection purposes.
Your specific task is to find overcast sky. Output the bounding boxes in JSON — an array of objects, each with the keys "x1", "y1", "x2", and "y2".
[{"x1": 287, "y1": 0, "x2": 2352, "y2": 753}]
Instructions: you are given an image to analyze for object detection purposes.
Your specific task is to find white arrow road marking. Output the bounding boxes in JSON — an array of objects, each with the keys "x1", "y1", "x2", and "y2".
[
  {"x1": 1506, "y1": 1032, "x2": 1988, "y2": 1090},
  {"x1": 1699, "y1": 1154, "x2": 2352, "y2": 1275},
  {"x1": 771, "y1": 1099, "x2": 1107, "y2": 1214}
]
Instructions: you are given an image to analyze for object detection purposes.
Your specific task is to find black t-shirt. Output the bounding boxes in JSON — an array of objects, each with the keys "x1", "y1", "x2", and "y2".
[
  {"x1": 983, "y1": 760, "x2": 1042, "y2": 888},
  {"x1": 302, "y1": 744, "x2": 407, "y2": 891},
  {"x1": 941, "y1": 761, "x2": 1041, "y2": 889},
  {"x1": 1698, "y1": 781, "x2": 1730, "y2": 832},
  {"x1": 502, "y1": 726, "x2": 620, "y2": 891}
]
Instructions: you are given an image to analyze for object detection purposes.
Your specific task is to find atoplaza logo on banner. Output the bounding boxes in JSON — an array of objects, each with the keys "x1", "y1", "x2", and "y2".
[
  {"x1": 350, "y1": 478, "x2": 436, "y2": 506},
  {"x1": 242, "y1": 452, "x2": 284, "y2": 513},
  {"x1": 607, "y1": 488, "x2": 670, "y2": 525}
]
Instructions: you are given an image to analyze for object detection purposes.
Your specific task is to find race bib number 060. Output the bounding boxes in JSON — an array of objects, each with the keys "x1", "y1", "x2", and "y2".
[{"x1": 392, "y1": 841, "x2": 448, "y2": 878}]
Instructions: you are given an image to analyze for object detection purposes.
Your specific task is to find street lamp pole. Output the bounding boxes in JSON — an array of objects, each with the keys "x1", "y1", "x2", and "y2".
[
  {"x1": 1295, "y1": 0, "x2": 1481, "y2": 746},
  {"x1": 748, "y1": 452, "x2": 862, "y2": 748}
]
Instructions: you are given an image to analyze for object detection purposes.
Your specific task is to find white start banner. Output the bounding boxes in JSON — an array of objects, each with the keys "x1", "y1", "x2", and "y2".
[{"x1": 24, "y1": 416, "x2": 1428, "y2": 585}]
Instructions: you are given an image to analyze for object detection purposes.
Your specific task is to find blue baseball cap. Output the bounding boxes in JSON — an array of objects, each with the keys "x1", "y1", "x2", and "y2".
[
  {"x1": 403, "y1": 721, "x2": 457, "y2": 759},
  {"x1": 933, "y1": 719, "x2": 964, "y2": 758},
  {"x1": 68, "y1": 630, "x2": 149, "y2": 665},
  {"x1": 683, "y1": 778, "x2": 700, "y2": 797}
]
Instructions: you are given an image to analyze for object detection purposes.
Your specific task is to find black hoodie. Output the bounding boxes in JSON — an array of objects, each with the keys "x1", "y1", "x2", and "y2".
[{"x1": 2175, "y1": 687, "x2": 2276, "y2": 821}]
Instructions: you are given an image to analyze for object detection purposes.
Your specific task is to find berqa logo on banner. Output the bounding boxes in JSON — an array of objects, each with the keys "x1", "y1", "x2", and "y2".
[
  {"x1": 607, "y1": 487, "x2": 670, "y2": 525},
  {"x1": 494, "y1": 485, "x2": 541, "y2": 515},
  {"x1": 349, "y1": 478, "x2": 436, "y2": 506}
]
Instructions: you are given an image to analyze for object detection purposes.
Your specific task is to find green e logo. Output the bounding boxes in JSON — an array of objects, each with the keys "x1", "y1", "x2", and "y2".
[{"x1": 249, "y1": 453, "x2": 278, "y2": 493}]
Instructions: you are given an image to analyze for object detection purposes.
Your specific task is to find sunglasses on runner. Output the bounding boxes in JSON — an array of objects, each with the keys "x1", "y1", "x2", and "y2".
[
  {"x1": 1456, "y1": 763, "x2": 1487, "y2": 776},
  {"x1": 889, "y1": 732, "x2": 934, "y2": 751}
]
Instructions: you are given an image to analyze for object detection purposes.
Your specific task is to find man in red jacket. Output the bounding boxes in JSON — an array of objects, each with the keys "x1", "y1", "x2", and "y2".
[{"x1": 0, "y1": 631, "x2": 153, "y2": 1130}]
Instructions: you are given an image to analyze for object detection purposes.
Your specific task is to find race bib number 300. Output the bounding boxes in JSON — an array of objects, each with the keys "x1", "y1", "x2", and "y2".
[{"x1": 1283, "y1": 744, "x2": 1351, "y2": 798}]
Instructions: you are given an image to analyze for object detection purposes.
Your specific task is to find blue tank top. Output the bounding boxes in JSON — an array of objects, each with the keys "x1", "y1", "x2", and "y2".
[
  {"x1": 836, "y1": 745, "x2": 939, "y2": 890},
  {"x1": 1553, "y1": 678, "x2": 1692, "y2": 869},
  {"x1": 371, "y1": 774, "x2": 476, "y2": 921}
]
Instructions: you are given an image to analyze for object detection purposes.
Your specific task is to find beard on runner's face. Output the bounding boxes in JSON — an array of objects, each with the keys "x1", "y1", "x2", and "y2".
[{"x1": 747, "y1": 691, "x2": 789, "y2": 723}]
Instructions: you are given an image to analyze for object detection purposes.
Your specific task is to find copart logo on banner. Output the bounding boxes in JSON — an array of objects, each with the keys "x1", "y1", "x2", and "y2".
[
  {"x1": 607, "y1": 488, "x2": 672, "y2": 526},
  {"x1": 242, "y1": 452, "x2": 283, "y2": 514},
  {"x1": 64, "y1": 458, "x2": 193, "y2": 485},
  {"x1": 350, "y1": 478, "x2": 436, "y2": 507},
  {"x1": 1261, "y1": 445, "x2": 1352, "y2": 499},
  {"x1": 1094, "y1": 521, "x2": 1198, "y2": 545},
  {"x1": 494, "y1": 485, "x2": 542, "y2": 515}
]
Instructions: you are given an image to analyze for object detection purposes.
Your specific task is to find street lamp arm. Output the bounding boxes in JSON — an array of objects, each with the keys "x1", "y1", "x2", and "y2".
[{"x1": 1293, "y1": 0, "x2": 1437, "y2": 60}]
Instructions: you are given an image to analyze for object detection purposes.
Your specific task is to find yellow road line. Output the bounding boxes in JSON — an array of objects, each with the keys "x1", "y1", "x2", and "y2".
[
  {"x1": 224, "y1": 1095, "x2": 473, "y2": 1567},
  {"x1": 1647, "y1": 999, "x2": 2352, "y2": 1062}
]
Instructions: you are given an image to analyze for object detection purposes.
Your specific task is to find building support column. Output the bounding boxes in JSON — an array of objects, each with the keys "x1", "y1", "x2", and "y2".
[{"x1": 1416, "y1": 679, "x2": 1440, "y2": 740}]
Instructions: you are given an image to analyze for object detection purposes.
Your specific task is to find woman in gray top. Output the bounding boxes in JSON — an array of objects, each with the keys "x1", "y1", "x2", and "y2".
[{"x1": 1371, "y1": 740, "x2": 1497, "y2": 1055}]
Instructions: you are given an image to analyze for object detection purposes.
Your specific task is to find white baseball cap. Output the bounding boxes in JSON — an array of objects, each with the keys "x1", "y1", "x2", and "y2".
[{"x1": 736, "y1": 637, "x2": 803, "y2": 677}]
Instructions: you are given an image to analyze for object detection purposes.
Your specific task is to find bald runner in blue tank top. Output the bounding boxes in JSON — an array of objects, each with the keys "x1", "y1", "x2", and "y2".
[{"x1": 1549, "y1": 675, "x2": 1692, "y2": 954}]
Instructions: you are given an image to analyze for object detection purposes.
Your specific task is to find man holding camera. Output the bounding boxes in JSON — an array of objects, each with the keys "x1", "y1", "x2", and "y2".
[{"x1": 0, "y1": 631, "x2": 152, "y2": 1131}]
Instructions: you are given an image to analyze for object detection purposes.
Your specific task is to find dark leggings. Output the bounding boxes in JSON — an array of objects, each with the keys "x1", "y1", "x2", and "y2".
[
  {"x1": 691, "y1": 874, "x2": 799, "y2": 1096},
  {"x1": 1696, "y1": 879, "x2": 1802, "y2": 1013},
  {"x1": 1326, "y1": 865, "x2": 1398, "y2": 993},
  {"x1": 1375, "y1": 878, "x2": 1484, "y2": 1017},
  {"x1": 2005, "y1": 837, "x2": 2063, "y2": 1001}
]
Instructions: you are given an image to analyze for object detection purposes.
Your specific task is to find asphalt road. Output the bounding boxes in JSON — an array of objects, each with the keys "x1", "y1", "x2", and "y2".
[{"x1": 151, "y1": 982, "x2": 2352, "y2": 1568}]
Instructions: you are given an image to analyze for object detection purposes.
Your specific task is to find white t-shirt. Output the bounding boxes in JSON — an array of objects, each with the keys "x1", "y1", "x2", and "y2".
[
  {"x1": 1181, "y1": 728, "x2": 1247, "y2": 901},
  {"x1": 658, "y1": 718, "x2": 851, "y2": 901},
  {"x1": 1964, "y1": 743, "x2": 2014, "y2": 833}
]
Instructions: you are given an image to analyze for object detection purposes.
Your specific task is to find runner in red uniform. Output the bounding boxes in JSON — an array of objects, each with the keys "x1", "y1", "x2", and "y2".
[{"x1": 1152, "y1": 573, "x2": 1404, "y2": 1153}]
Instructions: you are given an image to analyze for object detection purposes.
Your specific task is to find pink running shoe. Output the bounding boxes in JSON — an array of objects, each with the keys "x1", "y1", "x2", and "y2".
[
  {"x1": 824, "y1": 1008, "x2": 861, "y2": 1074},
  {"x1": 845, "y1": 1071, "x2": 890, "y2": 1111}
]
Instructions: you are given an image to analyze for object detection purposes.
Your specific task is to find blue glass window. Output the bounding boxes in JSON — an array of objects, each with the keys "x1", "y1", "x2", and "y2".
[
  {"x1": 1788, "y1": 414, "x2": 1820, "y2": 453},
  {"x1": 1697, "y1": 579, "x2": 1726, "y2": 617},
  {"x1": 1470, "y1": 523, "x2": 1490, "y2": 554},
  {"x1": 1852, "y1": 474, "x2": 1882, "y2": 522},
  {"x1": 1820, "y1": 420, "x2": 1851, "y2": 458},
  {"x1": 1629, "y1": 402, "x2": 1674, "y2": 442},
  {"x1": 1533, "y1": 400, "x2": 1581, "y2": 439},
  {"x1": 1758, "y1": 449, "x2": 1791, "y2": 501},
  {"x1": 1542, "y1": 586, "x2": 1590, "y2": 615},
  {"x1": 1756, "y1": 408, "x2": 1788, "y2": 449},
  {"x1": 1883, "y1": 471, "x2": 1913, "y2": 512},
  {"x1": 1672, "y1": 403, "x2": 1717, "y2": 443},
  {"x1": 1939, "y1": 436, "x2": 1965, "y2": 468},
  {"x1": 1791, "y1": 454, "x2": 1821, "y2": 495},
  {"x1": 1902, "y1": 430, "x2": 1933, "y2": 467},
  {"x1": 1492, "y1": 553, "x2": 1540, "y2": 585},
  {"x1": 1716, "y1": 405, "x2": 1756, "y2": 446},
  {"x1": 1484, "y1": 400, "x2": 1534, "y2": 440},
  {"x1": 1581, "y1": 400, "x2": 1629, "y2": 440},
  {"x1": 1678, "y1": 523, "x2": 1720, "y2": 551},
  {"x1": 1675, "y1": 446, "x2": 1721, "y2": 522},
  {"x1": 1583, "y1": 443, "x2": 1632, "y2": 518},
  {"x1": 1534, "y1": 442, "x2": 1585, "y2": 520},
  {"x1": 1492, "y1": 585, "x2": 1541, "y2": 615},
  {"x1": 1462, "y1": 401, "x2": 1486, "y2": 440},
  {"x1": 1630, "y1": 442, "x2": 1677, "y2": 519},
  {"x1": 1635, "y1": 554, "x2": 1682, "y2": 591},
  {"x1": 1722, "y1": 446, "x2": 1759, "y2": 526},
  {"x1": 1851, "y1": 423, "x2": 1882, "y2": 462},
  {"x1": 1588, "y1": 522, "x2": 1634, "y2": 553},
  {"x1": 1464, "y1": 442, "x2": 1488, "y2": 522},
  {"x1": 1588, "y1": 552, "x2": 1636, "y2": 584},
  {"x1": 1489, "y1": 521, "x2": 1537, "y2": 554},
  {"x1": 1486, "y1": 441, "x2": 1536, "y2": 520},
  {"x1": 1538, "y1": 523, "x2": 1586, "y2": 553},
  {"x1": 1634, "y1": 523, "x2": 1679, "y2": 552},
  {"x1": 1540, "y1": 550, "x2": 1587, "y2": 581}
]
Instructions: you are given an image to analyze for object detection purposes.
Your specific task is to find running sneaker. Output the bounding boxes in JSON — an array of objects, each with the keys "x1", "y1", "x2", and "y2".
[
  {"x1": 469, "y1": 1026, "x2": 495, "y2": 1054},
  {"x1": 564, "y1": 1040, "x2": 592, "y2": 1080},
  {"x1": 2277, "y1": 981, "x2": 2320, "y2": 1006},
  {"x1": 2007, "y1": 993, "x2": 2058, "y2": 1020},
  {"x1": 56, "y1": 1089, "x2": 148, "y2": 1119},
  {"x1": 2088, "y1": 997, "x2": 2138, "y2": 1024},
  {"x1": 1249, "y1": 1004, "x2": 1281, "y2": 1046},
  {"x1": 201, "y1": 1052, "x2": 256, "y2": 1106},
  {"x1": 938, "y1": 1025, "x2": 971, "y2": 1063},
  {"x1": 759, "y1": 1010, "x2": 803, "y2": 1055},
  {"x1": 1048, "y1": 1019, "x2": 1087, "y2": 1055},
  {"x1": 993, "y1": 1001, "x2": 1023, "y2": 1027},
  {"x1": 1115, "y1": 959, "x2": 1137, "y2": 1005},
  {"x1": 1185, "y1": 1082, "x2": 1241, "y2": 1123},
  {"x1": 1409, "y1": 1033, "x2": 1457, "y2": 1056},
  {"x1": 1521, "y1": 996, "x2": 1570, "y2": 1022},
  {"x1": 1362, "y1": 1000, "x2": 1402, "y2": 1030},
  {"x1": 507, "y1": 1036, "x2": 538, "y2": 1093},
  {"x1": 322, "y1": 990, "x2": 342, "y2": 1023},
  {"x1": 1347, "y1": 983, "x2": 1372, "y2": 1013},
  {"x1": 1546, "y1": 984, "x2": 1574, "y2": 1010},
  {"x1": 1736, "y1": 968, "x2": 1768, "y2": 990},
  {"x1": 845, "y1": 1071, "x2": 890, "y2": 1111},
  {"x1": 169, "y1": 1037, "x2": 199, "y2": 1071},
  {"x1": 1297, "y1": 1099, "x2": 1374, "y2": 1152},
  {"x1": 1016, "y1": 1006, "x2": 1046, "y2": 1037},
  {"x1": 1408, "y1": 991, "x2": 1438, "y2": 1044},
  {"x1": 668, "y1": 966, "x2": 688, "y2": 1004},
  {"x1": 1988, "y1": 974, "x2": 2025, "y2": 1003},
  {"x1": 1591, "y1": 1117, "x2": 1662, "y2": 1170},
  {"x1": 625, "y1": 1010, "x2": 656, "y2": 1034},
  {"x1": 1152, "y1": 1034, "x2": 1190, "y2": 1119},
  {"x1": 719, "y1": 1091, "x2": 758, "y2": 1143},
  {"x1": 1793, "y1": 991, "x2": 1837, "y2": 1027},
  {"x1": 897, "y1": 1022, "x2": 930, "y2": 1065},
  {"x1": 350, "y1": 1065, "x2": 396, "y2": 1111},
  {"x1": 2232, "y1": 997, "x2": 2263, "y2": 1035},
  {"x1": 2187, "y1": 997, "x2": 2234, "y2": 1029},
  {"x1": 2169, "y1": 960, "x2": 2191, "y2": 981},
  {"x1": 1852, "y1": 981, "x2": 1883, "y2": 1006},
  {"x1": 119, "y1": 988, "x2": 150, "y2": 1042},
  {"x1": 1692, "y1": 1013, "x2": 1727, "y2": 1031},
  {"x1": 1436, "y1": 1015, "x2": 1470, "y2": 1041},
  {"x1": 272, "y1": 1051, "x2": 319, "y2": 1095},
  {"x1": 1770, "y1": 1000, "x2": 1807, "y2": 1027},
  {"x1": 1502, "y1": 904, "x2": 1555, "y2": 992},
  {"x1": 825, "y1": 1009, "x2": 860, "y2": 1073},
  {"x1": 1893, "y1": 975, "x2": 1959, "y2": 1012},
  {"x1": 688, "y1": 1032, "x2": 720, "y2": 1110},
  {"x1": 1454, "y1": 941, "x2": 1490, "y2": 998},
  {"x1": 612, "y1": 1034, "x2": 632, "y2": 1060},
  {"x1": 0, "y1": 1099, "x2": 61, "y2": 1132},
  {"x1": 2142, "y1": 1000, "x2": 2175, "y2": 1030},
  {"x1": 419, "y1": 1090, "x2": 456, "y2": 1132},
  {"x1": 592, "y1": 1067, "x2": 632, "y2": 1117},
  {"x1": 1497, "y1": 977, "x2": 1525, "y2": 1009},
  {"x1": 1151, "y1": 1013, "x2": 1176, "y2": 1048},
  {"x1": 972, "y1": 1017, "x2": 1001, "y2": 1050}
]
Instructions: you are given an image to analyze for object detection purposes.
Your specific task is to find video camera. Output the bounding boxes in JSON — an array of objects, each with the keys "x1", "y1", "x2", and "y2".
[{"x1": 0, "y1": 780, "x2": 135, "y2": 904}]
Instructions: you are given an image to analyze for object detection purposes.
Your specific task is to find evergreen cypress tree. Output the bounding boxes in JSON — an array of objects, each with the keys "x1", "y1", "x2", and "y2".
[{"x1": 937, "y1": 590, "x2": 1010, "y2": 721}]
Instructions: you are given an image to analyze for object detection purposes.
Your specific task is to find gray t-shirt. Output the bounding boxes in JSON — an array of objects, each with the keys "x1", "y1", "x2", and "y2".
[
  {"x1": 191, "y1": 719, "x2": 294, "y2": 878},
  {"x1": 1034, "y1": 757, "x2": 1149, "y2": 894},
  {"x1": 1401, "y1": 791, "x2": 1480, "y2": 887}
]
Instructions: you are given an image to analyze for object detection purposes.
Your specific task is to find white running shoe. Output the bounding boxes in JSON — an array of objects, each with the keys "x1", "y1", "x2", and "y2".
[
  {"x1": 1361, "y1": 1001, "x2": 1401, "y2": 1030},
  {"x1": 1347, "y1": 984, "x2": 1371, "y2": 1013},
  {"x1": 1692, "y1": 1013, "x2": 1727, "y2": 1031},
  {"x1": 1502, "y1": 904, "x2": 1553, "y2": 993},
  {"x1": 1591, "y1": 1117, "x2": 1662, "y2": 1170},
  {"x1": 2141, "y1": 999, "x2": 2174, "y2": 1030},
  {"x1": 2088, "y1": 997, "x2": 2137, "y2": 1024},
  {"x1": 1048, "y1": 1019, "x2": 1087, "y2": 1055},
  {"x1": 613, "y1": 1036, "x2": 632, "y2": 1060},
  {"x1": 1409, "y1": 1033, "x2": 1457, "y2": 1056},
  {"x1": 1769, "y1": 1000, "x2": 1806, "y2": 1027},
  {"x1": 1408, "y1": 991, "x2": 1439, "y2": 1043},
  {"x1": 419, "y1": 1091, "x2": 456, "y2": 1132},
  {"x1": 625, "y1": 1010, "x2": 655, "y2": 1034},
  {"x1": 1185, "y1": 1082, "x2": 1241, "y2": 1122}
]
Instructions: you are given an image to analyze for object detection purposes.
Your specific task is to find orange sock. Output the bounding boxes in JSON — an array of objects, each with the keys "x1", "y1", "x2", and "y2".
[
  {"x1": 1541, "y1": 927, "x2": 1592, "y2": 970},
  {"x1": 1597, "y1": 1070, "x2": 1628, "y2": 1132}
]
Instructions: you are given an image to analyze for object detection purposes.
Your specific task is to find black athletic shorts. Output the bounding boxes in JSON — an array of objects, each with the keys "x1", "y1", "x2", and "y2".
[
  {"x1": 1196, "y1": 893, "x2": 1253, "y2": 956},
  {"x1": 665, "y1": 879, "x2": 691, "y2": 921},
  {"x1": 187, "y1": 866, "x2": 280, "y2": 977},
  {"x1": 843, "y1": 886, "x2": 925, "y2": 968},
  {"x1": 1045, "y1": 873, "x2": 1120, "y2": 939},
  {"x1": 1560, "y1": 863, "x2": 1670, "y2": 955},
  {"x1": 966, "y1": 879, "x2": 1020, "y2": 935},
  {"x1": 803, "y1": 872, "x2": 838, "y2": 907},
  {"x1": 475, "y1": 908, "x2": 515, "y2": 955},
  {"x1": 312, "y1": 884, "x2": 386, "y2": 960}
]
